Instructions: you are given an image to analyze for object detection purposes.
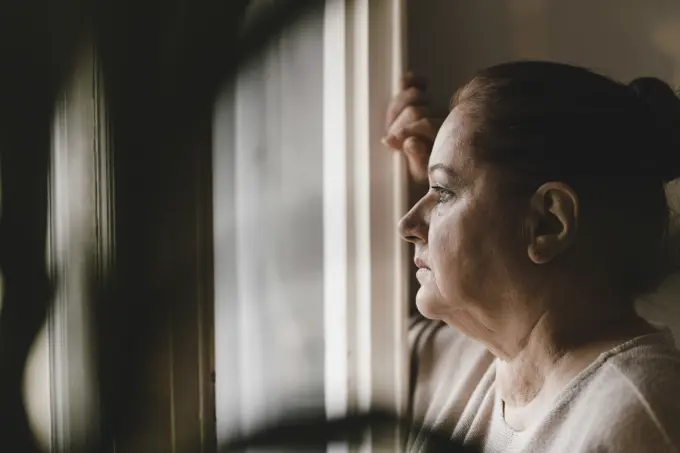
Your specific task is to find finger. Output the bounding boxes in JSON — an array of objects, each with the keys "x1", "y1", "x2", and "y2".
[
  {"x1": 400, "y1": 117, "x2": 443, "y2": 144},
  {"x1": 385, "y1": 106, "x2": 428, "y2": 147},
  {"x1": 402, "y1": 137, "x2": 430, "y2": 183},
  {"x1": 385, "y1": 115, "x2": 440, "y2": 150},
  {"x1": 385, "y1": 86, "x2": 429, "y2": 130},
  {"x1": 401, "y1": 72, "x2": 428, "y2": 91}
]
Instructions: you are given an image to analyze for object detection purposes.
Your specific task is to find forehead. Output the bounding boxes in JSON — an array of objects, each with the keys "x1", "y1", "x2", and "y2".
[{"x1": 429, "y1": 107, "x2": 476, "y2": 173}]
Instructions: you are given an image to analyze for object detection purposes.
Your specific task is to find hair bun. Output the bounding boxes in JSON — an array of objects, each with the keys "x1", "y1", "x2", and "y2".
[{"x1": 628, "y1": 77, "x2": 680, "y2": 182}]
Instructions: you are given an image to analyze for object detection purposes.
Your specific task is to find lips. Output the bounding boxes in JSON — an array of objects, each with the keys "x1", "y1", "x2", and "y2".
[
  {"x1": 415, "y1": 259, "x2": 432, "y2": 284},
  {"x1": 414, "y1": 257, "x2": 430, "y2": 270}
]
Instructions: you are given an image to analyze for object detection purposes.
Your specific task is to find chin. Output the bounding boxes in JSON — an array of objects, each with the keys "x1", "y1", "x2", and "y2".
[{"x1": 414, "y1": 285, "x2": 447, "y2": 320}]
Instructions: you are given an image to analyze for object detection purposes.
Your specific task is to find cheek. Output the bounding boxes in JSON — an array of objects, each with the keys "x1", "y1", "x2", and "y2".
[{"x1": 429, "y1": 202, "x2": 493, "y2": 304}]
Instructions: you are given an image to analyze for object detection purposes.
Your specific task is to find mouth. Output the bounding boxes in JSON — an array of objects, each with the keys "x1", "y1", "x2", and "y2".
[
  {"x1": 414, "y1": 257, "x2": 430, "y2": 270},
  {"x1": 414, "y1": 257, "x2": 433, "y2": 285}
]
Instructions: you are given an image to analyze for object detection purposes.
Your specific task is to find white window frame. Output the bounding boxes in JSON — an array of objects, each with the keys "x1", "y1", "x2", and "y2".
[{"x1": 323, "y1": 0, "x2": 408, "y2": 451}]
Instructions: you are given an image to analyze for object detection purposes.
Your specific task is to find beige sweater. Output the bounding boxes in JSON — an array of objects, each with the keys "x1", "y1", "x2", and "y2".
[{"x1": 406, "y1": 316, "x2": 680, "y2": 453}]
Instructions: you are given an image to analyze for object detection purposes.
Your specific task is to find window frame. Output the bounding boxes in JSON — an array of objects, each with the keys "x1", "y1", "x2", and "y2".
[{"x1": 322, "y1": 0, "x2": 409, "y2": 451}]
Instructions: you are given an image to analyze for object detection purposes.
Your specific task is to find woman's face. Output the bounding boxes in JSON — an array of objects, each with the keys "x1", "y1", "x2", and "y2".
[{"x1": 399, "y1": 107, "x2": 532, "y2": 339}]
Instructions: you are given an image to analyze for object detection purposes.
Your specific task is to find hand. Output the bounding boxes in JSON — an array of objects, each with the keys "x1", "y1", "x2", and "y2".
[{"x1": 382, "y1": 73, "x2": 445, "y2": 184}]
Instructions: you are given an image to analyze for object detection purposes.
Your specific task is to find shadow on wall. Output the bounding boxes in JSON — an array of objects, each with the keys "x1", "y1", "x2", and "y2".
[
  {"x1": 407, "y1": 0, "x2": 680, "y2": 109},
  {"x1": 407, "y1": 0, "x2": 680, "y2": 347}
]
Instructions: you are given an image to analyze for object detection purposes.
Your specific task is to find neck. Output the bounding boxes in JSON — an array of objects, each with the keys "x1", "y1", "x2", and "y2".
[{"x1": 494, "y1": 301, "x2": 653, "y2": 408}]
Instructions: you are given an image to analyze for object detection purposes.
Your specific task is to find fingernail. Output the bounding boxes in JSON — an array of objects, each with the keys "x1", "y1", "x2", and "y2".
[{"x1": 381, "y1": 137, "x2": 389, "y2": 146}]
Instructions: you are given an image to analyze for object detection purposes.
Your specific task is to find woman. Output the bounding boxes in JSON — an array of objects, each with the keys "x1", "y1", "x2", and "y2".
[{"x1": 385, "y1": 61, "x2": 680, "y2": 452}]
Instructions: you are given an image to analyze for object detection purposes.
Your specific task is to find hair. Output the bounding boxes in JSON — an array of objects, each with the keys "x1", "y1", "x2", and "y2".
[{"x1": 451, "y1": 61, "x2": 680, "y2": 297}]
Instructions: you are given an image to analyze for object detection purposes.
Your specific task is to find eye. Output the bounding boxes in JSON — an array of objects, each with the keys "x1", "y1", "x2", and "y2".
[{"x1": 430, "y1": 186, "x2": 454, "y2": 203}]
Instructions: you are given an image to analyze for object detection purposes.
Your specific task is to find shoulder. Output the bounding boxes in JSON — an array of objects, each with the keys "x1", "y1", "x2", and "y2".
[
  {"x1": 569, "y1": 332, "x2": 680, "y2": 452},
  {"x1": 409, "y1": 315, "x2": 491, "y2": 376},
  {"x1": 408, "y1": 315, "x2": 494, "y2": 422}
]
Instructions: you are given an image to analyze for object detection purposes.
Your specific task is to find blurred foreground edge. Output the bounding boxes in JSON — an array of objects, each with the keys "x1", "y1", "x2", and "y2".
[{"x1": 219, "y1": 409, "x2": 479, "y2": 453}]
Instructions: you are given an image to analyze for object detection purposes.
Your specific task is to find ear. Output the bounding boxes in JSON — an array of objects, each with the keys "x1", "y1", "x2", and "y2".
[{"x1": 526, "y1": 182, "x2": 579, "y2": 264}]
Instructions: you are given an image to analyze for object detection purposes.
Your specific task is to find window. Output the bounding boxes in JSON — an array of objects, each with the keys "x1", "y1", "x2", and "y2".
[
  {"x1": 213, "y1": 0, "x2": 409, "y2": 450},
  {"x1": 213, "y1": 4, "x2": 327, "y2": 438},
  {"x1": 17, "y1": 2, "x2": 410, "y2": 452}
]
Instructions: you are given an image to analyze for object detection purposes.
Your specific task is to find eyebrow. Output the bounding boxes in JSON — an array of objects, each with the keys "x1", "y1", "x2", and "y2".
[
  {"x1": 428, "y1": 163, "x2": 455, "y2": 175},
  {"x1": 428, "y1": 163, "x2": 466, "y2": 189}
]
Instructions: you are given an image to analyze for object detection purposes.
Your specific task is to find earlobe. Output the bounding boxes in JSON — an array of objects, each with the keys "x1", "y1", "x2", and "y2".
[
  {"x1": 526, "y1": 182, "x2": 579, "y2": 265},
  {"x1": 529, "y1": 236, "x2": 558, "y2": 264}
]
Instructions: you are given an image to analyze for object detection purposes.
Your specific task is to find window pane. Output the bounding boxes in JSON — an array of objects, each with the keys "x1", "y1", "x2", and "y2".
[{"x1": 213, "y1": 6, "x2": 325, "y2": 442}]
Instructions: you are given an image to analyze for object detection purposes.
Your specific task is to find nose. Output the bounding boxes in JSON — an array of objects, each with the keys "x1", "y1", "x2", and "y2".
[{"x1": 398, "y1": 198, "x2": 428, "y2": 244}]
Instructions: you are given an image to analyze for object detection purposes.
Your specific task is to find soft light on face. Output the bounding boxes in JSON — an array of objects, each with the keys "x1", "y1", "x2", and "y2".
[{"x1": 398, "y1": 107, "x2": 531, "y2": 340}]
